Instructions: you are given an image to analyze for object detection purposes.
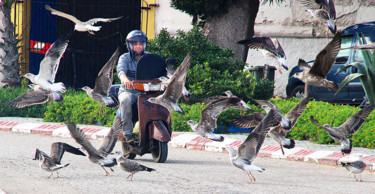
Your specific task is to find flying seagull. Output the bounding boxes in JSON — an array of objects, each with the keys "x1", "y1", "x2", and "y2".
[
  {"x1": 66, "y1": 118, "x2": 122, "y2": 176},
  {"x1": 187, "y1": 95, "x2": 253, "y2": 142},
  {"x1": 301, "y1": 0, "x2": 336, "y2": 19},
  {"x1": 196, "y1": 90, "x2": 234, "y2": 104},
  {"x1": 291, "y1": 31, "x2": 341, "y2": 96},
  {"x1": 233, "y1": 97, "x2": 310, "y2": 154},
  {"x1": 6, "y1": 84, "x2": 63, "y2": 108},
  {"x1": 23, "y1": 32, "x2": 70, "y2": 94},
  {"x1": 238, "y1": 37, "x2": 287, "y2": 73},
  {"x1": 147, "y1": 52, "x2": 192, "y2": 115},
  {"x1": 45, "y1": 5, "x2": 123, "y2": 35},
  {"x1": 33, "y1": 142, "x2": 86, "y2": 178},
  {"x1": 339, "y1": 154, "x2": 366, "y2": 182},
  {"x1": 302, "y1": 0, "x2": 336, "y2": 34},
  {"x1": 157, "y1": 62, "x2": 193, "y2": 101},
  {"x1": 225, "y1": 103, "x2": 284, "y2": 183},
  {"x1": 115, "y1": 151, "x2": 155, "y2": 181},
  {"x1": 310, "y1": 103, "x2": 374, "y2": 155},
  {"x1": 82, "y1": 47, "x2": 120, "y2": 116}
]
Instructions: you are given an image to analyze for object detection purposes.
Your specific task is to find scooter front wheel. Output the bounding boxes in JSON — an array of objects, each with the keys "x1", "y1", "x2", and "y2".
[{"x1": 151, "y1": 140, "x2": 168, "y2": 163}]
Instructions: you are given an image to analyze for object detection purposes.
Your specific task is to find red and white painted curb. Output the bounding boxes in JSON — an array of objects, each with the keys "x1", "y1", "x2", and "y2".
[{"x1": 1, "y1": 120, "x2": 374, "y2": 170}]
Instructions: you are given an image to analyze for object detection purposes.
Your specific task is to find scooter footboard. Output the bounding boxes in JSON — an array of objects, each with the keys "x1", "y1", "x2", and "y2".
[{"x1": 150, "y1": 121, "x2": 171, "y2": 142}]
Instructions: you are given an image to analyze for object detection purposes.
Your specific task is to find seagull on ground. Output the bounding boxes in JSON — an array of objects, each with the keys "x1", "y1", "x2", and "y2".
[
  {"x1": 82, "y1": 47, "x2": 120, "y2": 116},
  {"x1": 339, "y1": 154, "x2": 366, "y2": 182},
  {"x1": 291, "y1": 31, "x2": 341, "y2": 96},
  {"x1": 186, "y1": 94, "x2": 253, "y2": 142},
  {"x1": 6, "y1": 84, "x2": 63, "y2": 108},
  {"x1": 310, "y1": 103, "x2": 374, "y2": 155},
  {"x1": 237, "y1": 37, "x2": 287, "y2": 73},
  {"x1": 115, "y1": 151, "x2": 155, "y2": 181},
  {"x1": 23, "y1": 32, "x2": 70, "y2": 94},
  {"x1": 225, "y1": 102, "x2": 286, "y2": 183},
  {"x1": 233, "y1": 97, "x2": 310, "y2": 154},
  {"x1": 147, "y1": 52, "x2": 192, "y2": 115},
  {"x1": 33, "y1": 142, "x2": 86, "y2": 178},
  {"x1": 66, "y1": 117, "x2": 122, "y2": 176},
  {"x1": 45, "y1": 5, "x2": 122, "y2": 35}
]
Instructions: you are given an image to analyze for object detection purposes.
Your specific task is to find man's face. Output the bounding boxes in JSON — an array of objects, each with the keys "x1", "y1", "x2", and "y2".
[{"x1": 132, "y1": 41, "x2": 144, "y2": 54}]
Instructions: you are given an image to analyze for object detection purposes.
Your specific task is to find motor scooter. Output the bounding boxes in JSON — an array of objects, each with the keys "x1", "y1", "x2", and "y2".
[{"x1": 111, "y1": 53, "x2": 172, "y2": 163}]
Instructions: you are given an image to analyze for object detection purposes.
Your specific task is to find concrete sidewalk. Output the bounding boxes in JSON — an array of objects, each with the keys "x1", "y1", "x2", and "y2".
[{"x1": 1, "y1": 117, "x2": 375, "y2": 171}]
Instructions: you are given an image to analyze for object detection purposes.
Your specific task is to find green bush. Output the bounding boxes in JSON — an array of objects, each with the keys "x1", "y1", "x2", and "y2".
[
  {"x1": 147, "y1": 27, "x2": 273, "y2": 102},
  {"x1": 0, "y1": 86, "x2": 46, "y2": 117},
  {"x1": 42, "y1": 89, "x2": 116, "y2": 127}
]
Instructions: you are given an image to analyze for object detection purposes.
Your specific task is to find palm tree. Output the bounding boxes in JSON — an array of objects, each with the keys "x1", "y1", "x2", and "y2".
[
  {"x1": 0, "y1": 0, "x2": 21, "y2": 88},
  {"x1": 335, "y1": 33, "x2": 375, "y2": 105}
]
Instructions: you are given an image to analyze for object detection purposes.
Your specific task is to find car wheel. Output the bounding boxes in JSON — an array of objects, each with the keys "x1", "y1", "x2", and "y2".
[{"x1": 290, "y1": 85, "x2": 305, "y2": 98}]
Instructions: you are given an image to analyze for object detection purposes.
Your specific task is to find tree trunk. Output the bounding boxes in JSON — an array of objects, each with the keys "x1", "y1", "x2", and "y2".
[
  {"x1": 0, "y1": 1, "x2": 21, "y2": 88},
  {"x1": 204, "y1": 0, "x2": 259, "y2": 62}
]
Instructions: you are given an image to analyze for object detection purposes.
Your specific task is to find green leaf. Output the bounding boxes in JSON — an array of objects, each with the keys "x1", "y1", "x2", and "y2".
[
  {"x1": 334, "y1": 64, "x2": 354, "y2": 76},
  {"x1": 335, "y1": 73, "x2": 364, "y2": 96}
]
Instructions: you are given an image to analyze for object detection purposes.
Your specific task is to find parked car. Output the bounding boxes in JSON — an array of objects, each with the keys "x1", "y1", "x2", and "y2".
[{"x1": 286, "y1": 21, "x2": 375, "y2": 105}]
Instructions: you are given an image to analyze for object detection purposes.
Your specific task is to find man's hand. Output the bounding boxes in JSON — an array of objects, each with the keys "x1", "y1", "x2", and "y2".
[{"x1": 124, "y1": 81, "x2": 135, "y2": 90}]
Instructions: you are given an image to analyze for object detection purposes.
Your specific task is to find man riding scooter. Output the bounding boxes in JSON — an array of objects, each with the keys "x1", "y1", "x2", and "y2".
[{"x1": 117, "y1": 30, "x2": 167, "y2": 143}]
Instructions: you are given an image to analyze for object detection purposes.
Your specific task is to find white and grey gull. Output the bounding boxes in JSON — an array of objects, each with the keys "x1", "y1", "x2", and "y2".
[
  {"x1": 225, "y1": 101, "x2": 289, "y2": 183},
  {"x1": 187, "y1": 93, "x2": 253, "y2": 142},
  {"x1": 238, "y1": 37, "x2": 287, "y2": 73},
  {"x1": 33, "y1": 142, "x2": 86, "y2": 178},
  {"x1": 310, "y1": 103, "x2": 374, "y2": 155},
  {"x1": 6, "y1": 84, "x2": 63, "y2": 108},
  {"x1": 66, "y1": 117, "x2": 122, "y2": 176},
  {"x1": 115, "y1": 151, "x2": 155, "y2": 181},
  {"x1": 82, "y1": 47, "x2": 121, "y2": 115},
  {"x1": 233, "y1": 97, "x2": 310, "y2": 154},
  {"x1": 45, "y1": 5, "x2": 123, "y2": 35},
  {"x1": 291, "y1": 31, "x2": 341, "y2": 96},
  {"x1": 147, "y1": 52, "x2": 192, "y2": 115},
  {"x1": 22, "y1": 32, "x2": 70, "y2": 94}
]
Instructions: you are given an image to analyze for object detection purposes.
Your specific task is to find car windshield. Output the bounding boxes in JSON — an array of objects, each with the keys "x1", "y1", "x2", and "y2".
[
  {"x1": 353, "y1": 35, "x2": 374, "y2": 62},
  {"x1": 336, "y1": 36, "x2": 353, "y2": 62}
]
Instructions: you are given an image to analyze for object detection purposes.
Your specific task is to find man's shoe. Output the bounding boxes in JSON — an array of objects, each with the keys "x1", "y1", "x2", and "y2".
[{"x1": 125, "y1": 134, "x2": 139, "y2": 143}]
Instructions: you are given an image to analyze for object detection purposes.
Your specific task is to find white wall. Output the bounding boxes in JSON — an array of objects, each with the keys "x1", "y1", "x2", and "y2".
[{"x1": 154, "y1": 0, "x2": 193, "y2": 35}]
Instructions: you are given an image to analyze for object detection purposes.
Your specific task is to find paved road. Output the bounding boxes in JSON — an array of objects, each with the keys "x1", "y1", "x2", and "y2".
[{"x1": 1, "y1": 131, "x2": 374, "y2": 194}]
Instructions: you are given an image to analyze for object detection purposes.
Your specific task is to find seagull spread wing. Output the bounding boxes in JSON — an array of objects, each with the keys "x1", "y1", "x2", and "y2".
[
  {"x1": 6, "y1": 88, "x2": 49, "y2": 108},
  {"x1": 238, "y1": 37, "x2": 277, "y2": 56},
  {"x1": 83, "y1": 16, "x2": 123, "y2": 25},
  {"x1": 309, "y1": 31, "x2": 341, "y2": 78},
  {"x1": 162, "y1": 52, "x2": 191, "y2": 103},
  {"x1": 45, "y1": 5, "x2": 82, "y2": 24},
  {"x1": 340, "y1": 104, "x2": 374, "y2": 135},
  {"x1": 97, "y1": 116, "x2": 122, "y2": 157},
  {"x1": 38, "y1": 32, "x2": 70, "y2": 83},
  {"x1": 50, "y1": 142, "x2": 86, "y2": 164},
  {"x1": 232, "y1": 112, "x2": 266, "y2": 128},
  {"x1": 66, "y1": 122, "x2": 103, "y2": 158},
  {"x1": 285, "y1": 97, "x2": 311, "y2": 128},
  {"x1": 200, "y1": 97, "x2": 244, "y2": 132},
  {"x1": 93, "y1": 47, "x2": 120, "y2": 96},
  {"x1": 238, "y1": 109, "x2": 276, "y2": 161}
]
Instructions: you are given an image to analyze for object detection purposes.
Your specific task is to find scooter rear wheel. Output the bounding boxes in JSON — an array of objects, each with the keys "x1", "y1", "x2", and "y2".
[{"x1": 151, "y1": 140, "x2": 168, "y2": 163}]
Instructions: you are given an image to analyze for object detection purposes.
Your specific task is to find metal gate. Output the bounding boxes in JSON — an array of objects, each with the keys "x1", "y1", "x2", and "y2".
[{"x1": 24, "y1": 0, "x2": 141, "y2": 88}]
